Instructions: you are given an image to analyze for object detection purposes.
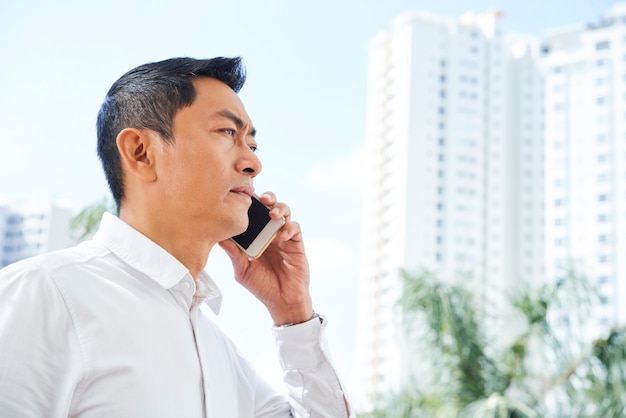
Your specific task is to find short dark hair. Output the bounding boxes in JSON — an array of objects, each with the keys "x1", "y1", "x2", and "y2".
[{"x1": 96, "y1": 56, "x2": 246, "y2": 212}]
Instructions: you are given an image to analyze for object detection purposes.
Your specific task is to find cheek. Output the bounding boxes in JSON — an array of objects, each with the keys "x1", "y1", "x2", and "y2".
[
  {"x1": 184, "y1": 159, "x2": 225, "y2": 197},
  {"x1": 162, "y1": 146, "x2": 231, "y2": 199}
]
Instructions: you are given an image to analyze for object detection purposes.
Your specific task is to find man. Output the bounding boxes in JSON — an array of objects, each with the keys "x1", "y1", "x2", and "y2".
[{"x1": 0, "y1": 57, "x2": 351, "y2": 417}]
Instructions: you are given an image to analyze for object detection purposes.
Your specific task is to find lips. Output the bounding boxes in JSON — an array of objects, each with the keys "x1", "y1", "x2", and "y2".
[{"x1": 230, "y1": 185, "x2": 255, "y2": 198}]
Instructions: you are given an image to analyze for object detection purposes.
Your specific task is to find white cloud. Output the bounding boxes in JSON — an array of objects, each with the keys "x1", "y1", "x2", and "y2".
[
  {"x1": 305, "y1": 237, "x2": 356, "y2": 279},
  {"x1": 305, "y1": 146, "x2": 366, "y2": 195}
]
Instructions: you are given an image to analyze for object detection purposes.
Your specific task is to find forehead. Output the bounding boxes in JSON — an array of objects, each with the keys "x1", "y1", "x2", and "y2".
[{"x1": 191, "y1": 77, "x2": 250, "y2": 118}]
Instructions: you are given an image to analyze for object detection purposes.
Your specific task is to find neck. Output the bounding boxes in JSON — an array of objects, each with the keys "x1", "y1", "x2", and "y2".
[{"x1": 119, "y1": 206, "x2": 215, "y2": 279}]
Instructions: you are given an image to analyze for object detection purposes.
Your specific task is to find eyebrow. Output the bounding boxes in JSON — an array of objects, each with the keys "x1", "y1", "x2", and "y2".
[{"x1": 214, "y1": 109, "x2": 256, "y2": 138}]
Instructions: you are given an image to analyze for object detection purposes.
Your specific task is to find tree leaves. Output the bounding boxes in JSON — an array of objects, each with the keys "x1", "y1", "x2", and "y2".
[{"x1": 359, "y1": 268, "x2": 626, "y2": 418}]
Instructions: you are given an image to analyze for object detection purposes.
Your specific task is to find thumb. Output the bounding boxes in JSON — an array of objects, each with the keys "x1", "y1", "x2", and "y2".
[{"x1": 218, "y1": 239, "x2": 244, "y2": 260}]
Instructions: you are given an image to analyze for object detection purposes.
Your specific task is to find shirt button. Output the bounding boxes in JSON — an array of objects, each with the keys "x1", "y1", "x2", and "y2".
[
  {"x1": 335, "y1": 389, "x2": 344, "y2": 397},
  {"x1": 181, "y1": 281, "x2": 191, "y2": 290}
]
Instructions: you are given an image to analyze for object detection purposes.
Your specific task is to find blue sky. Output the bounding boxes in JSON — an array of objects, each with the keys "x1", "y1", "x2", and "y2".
[{"x1": 0, "y1": 0, "x2": 618, "y2": 397}]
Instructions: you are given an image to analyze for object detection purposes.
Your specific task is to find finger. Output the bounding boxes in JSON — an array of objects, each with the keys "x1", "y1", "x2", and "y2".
[
  {"x1": 218, "y1": 239, "x2": 250, "y2": 263},
  {"x1": 279, "y1": 221, "x2": 302, "y2": 241},
  {"x1": 269, "y1": 202, "x2": 290, "y2": 220},
  {"x1": 258, "y1": 192, "x2": 277, "y2": 206}
]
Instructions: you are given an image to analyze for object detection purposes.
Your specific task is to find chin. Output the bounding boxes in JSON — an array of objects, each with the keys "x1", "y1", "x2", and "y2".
[{"x1": 231, "y1": 217, "x2": 250, "y2": 236}]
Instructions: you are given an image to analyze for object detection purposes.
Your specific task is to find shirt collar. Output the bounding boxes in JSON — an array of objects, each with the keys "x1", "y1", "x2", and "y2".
[{"x1": 93, "y1": 212, "x2": 223, "y2": 314}]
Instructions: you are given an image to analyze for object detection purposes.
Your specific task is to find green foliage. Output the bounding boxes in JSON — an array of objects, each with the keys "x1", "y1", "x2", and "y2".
[
  {"x1": 70, "y1": 195, "x2": 115, "y2": 240},
  {"x1": 359, "y1": 269, "x2": 626, "y2": 418}
]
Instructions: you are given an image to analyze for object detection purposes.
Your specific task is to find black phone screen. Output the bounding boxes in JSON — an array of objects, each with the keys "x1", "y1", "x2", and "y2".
[{"x1": 231, "y1": 197, "x2": 271, "y2": 249}]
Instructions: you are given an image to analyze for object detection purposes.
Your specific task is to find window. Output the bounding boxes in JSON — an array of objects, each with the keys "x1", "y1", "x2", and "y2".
[{"x1": 596, "y1": 40, "x2": 610, "y2": 51}]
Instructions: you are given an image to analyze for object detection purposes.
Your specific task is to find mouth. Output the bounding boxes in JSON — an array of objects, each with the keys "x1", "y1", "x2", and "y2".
[{"x1": 230, "y1": 185, "x2": 255, "y2": 199}]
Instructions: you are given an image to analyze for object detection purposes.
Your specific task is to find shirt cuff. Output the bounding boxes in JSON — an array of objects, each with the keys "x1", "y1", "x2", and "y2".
[{"x1": 271, "y1": 313, "x2": 326, "y2": 371}]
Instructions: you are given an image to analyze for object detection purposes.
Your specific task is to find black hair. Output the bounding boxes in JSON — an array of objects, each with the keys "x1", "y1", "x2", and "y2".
[{"x1": 96, "y1": 57, "x2": 246, "y2": 212}]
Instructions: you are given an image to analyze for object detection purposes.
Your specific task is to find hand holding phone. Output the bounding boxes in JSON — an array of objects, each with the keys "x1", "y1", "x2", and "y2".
[
  {"x1": 222, "y1": 193, "x2": 312, "y2": 326},
  {"x1": 230, "y1": 195, "x2": 285, "y2": 259}
]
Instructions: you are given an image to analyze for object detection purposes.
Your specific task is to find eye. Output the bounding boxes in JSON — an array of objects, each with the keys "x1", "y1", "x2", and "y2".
[
  {"x1": 222, "y1": 128, "x2": 235, "y2": 136},
  {"x1": 249, "y1": 144, "x2": 258, "y2": 153}
]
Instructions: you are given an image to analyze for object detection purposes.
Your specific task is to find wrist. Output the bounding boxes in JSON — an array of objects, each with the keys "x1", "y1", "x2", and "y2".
[
  {"x1": 276, "y1": 311, "x2": 319, "y2": 327},
  {"x1": 270, "y1": 302, "x2": 314, "y2": 327}
]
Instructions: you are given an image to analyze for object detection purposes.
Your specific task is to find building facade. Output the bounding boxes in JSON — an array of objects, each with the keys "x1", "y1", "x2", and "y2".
[
  {"x1": 354, "y1": 10, "x2": 542, "y2": 409},
  {"x1": 541, "y1": 3, "x2": 626, "y2": 334},
  {"x1": 356, "y1": 3, "x2": 626, "y2": 410},
  {"x1": 0, "y1": 197, "x2": 77, "y2": 268}
]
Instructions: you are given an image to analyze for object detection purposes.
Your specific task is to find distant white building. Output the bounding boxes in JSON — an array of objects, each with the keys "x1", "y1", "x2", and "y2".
[
  {"x1": 354, "y1": 9, "x2": 543, "y2": 409},
  {"x1": 356, "y1": 2, "x2": 626, "y2": 411},
  {"x1": 541, "y1": 3, "x2": 626, "y2": 334},
  {"x1": 0, "y1": 196, "x2": 78, "y2": 268}
]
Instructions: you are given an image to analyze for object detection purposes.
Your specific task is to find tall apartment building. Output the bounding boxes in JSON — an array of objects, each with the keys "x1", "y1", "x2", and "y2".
[
  {"x1": 0, "y1": 196, "x2": 77, "y2": 268},
  {"x1": 354, "y1": 10, "x2": 543, "y2": 409},
  {"x1": 541, "y1": 3, "x2": 626, "y2": 334},
  {"x1": 356, "y1": 3, "x2": 626, "y2": 410}
]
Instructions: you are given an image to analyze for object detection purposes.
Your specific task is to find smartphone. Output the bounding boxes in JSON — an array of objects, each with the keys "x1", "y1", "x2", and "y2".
[{"x1": 230, "y1": 195, "x2": 286, "y2": 259}]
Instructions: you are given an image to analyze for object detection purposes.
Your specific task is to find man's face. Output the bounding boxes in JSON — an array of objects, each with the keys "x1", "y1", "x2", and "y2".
[{"x1": 155, "y1": 77, "x2": 261, "y2": 241}]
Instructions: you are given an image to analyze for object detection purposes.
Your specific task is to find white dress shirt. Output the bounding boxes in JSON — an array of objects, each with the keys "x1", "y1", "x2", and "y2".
[{"x1": 0, "y1": 212, "x2": 350, "y2": 417}]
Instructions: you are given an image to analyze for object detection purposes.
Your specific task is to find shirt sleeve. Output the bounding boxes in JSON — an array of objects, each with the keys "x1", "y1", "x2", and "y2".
[
  {"x1": 0, "y1": 261, "x2": 84, "y2": 418},
  {"x1": 272, "y1": 315, "x2": 352, "y2": 418}
]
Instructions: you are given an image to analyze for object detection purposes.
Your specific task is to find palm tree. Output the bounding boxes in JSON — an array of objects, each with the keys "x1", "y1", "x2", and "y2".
[
  {"x1": 70, "y1": 195, "x2": 115, "y2": 240},
  {"x1": 358, "y1": 268, "x2": 626, "y2": 417}
]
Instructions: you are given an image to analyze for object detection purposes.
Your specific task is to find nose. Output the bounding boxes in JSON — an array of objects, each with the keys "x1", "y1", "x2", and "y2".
[{"x1": 238, "y1": 147, "x2": 262, "y2": 177}]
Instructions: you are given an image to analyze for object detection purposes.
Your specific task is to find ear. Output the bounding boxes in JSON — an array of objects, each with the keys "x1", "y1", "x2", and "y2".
[{"x1": 116, "y1": 128, "x2": 158, "y2": 182}]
